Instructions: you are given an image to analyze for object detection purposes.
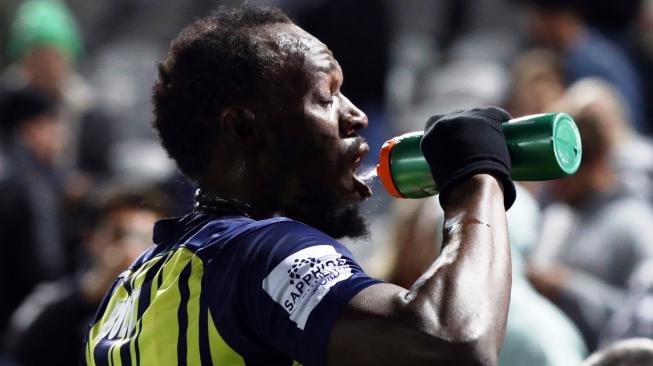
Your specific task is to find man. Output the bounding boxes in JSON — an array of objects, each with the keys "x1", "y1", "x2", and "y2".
[
  {"x1": 0, "y1": 87, "x2": 68, "y2": 335},
  {"x1": 3, "y1": 0, "x2": 82, "y2": 101},
  {"x1": 5, "y1": 186, "x2": 171, "y2": 366},
  {"x1": 3, "y1": 0, "x2": 117, "y2": 183},
  {"x1": 529, "y1": 79, "x2": 653, "y2": 350},
  {"x1": 84, "y1": 6, "x2": 516, "y2": 366}
]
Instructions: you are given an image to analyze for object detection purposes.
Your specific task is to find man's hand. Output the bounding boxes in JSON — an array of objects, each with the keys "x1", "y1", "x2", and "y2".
[
  {"x1": 328, "y1": 107, "x2": 513, "y2": 366},
  {"x1": 421, "y1": 107, "x2": 516, "y2": 209}
]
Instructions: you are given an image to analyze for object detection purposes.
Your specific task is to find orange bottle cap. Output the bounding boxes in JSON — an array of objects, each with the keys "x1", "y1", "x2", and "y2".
[{"x1": 377, "y1": 137, "x2": 404, "y2": 198}]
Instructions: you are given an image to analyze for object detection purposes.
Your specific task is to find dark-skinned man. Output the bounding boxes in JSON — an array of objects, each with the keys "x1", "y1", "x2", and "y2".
[{"x1": 83, "y1": 6, "x2": 516, "y2": 366}]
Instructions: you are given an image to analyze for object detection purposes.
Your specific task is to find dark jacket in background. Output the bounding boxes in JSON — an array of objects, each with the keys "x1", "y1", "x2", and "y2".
[
  {"x1": 0, "y1": 143, "x2": 66, "y2": 335},
  {"x1": 4, "y1": 277, "x2": 97, "y2": 366}
]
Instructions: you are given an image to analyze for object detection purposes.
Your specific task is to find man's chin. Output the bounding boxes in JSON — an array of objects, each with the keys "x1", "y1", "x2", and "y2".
[
  {"x1": 289, "y1": 202, "x2": 369, "y2": 240},
  {"x1": 321, "y1": 203, "x2": 369, "y2": 239}
]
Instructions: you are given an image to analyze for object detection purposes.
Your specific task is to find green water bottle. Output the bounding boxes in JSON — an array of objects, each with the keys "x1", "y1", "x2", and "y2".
[{"x1": 376, "y1": 112, "x2": 582, "y2": 198}]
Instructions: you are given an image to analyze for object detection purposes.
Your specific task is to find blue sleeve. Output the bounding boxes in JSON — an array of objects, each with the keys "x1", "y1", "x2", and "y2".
[{"x1": 237, "y1": 220, "x2": 382, "y2": 366}]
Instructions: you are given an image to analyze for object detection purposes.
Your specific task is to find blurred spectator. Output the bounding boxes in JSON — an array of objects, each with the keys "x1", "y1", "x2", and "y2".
[
  {"x1": 387, "y1": 185, "x2": 587, "y2": 366},
  {"x1": 3, "y1": 186, "x2": 171, "y2": 366},
  {"x1": 1, "y1": 0, "x2": 115, "y2": 179},
  {"x1": 3, "y1": 0, "x2": 82, "y2": 100},
  {"x1": 558, "y1": 79, "x2": 653, "y2": 202},
  {"x1": 599, "y1": 261, "x2": 653, "y2": 345},
  {"x1": 581, "y1": 338, "x2": 653, "y2": 366},
  {"x1": 529, "y1": 80, "x2": 653, "y2": 350},
  {"x1": 522, "y1": 0, "x2": 646, "y2": 133},
  {"x1": 502, "y1": 48, "x2": 568, "y2": 198},
  {"x1": 631, "y1": 0, "x2": 653, "y2": 138},
  {"x1": 505, "y1": 48, "x2": 566, "y2": 117},
  {"x1": 501, "y1": 186, "x2": 588, "y2": 365},
  {"x1": 0, "y1": 87, "x2": 68, "y2": 335}
]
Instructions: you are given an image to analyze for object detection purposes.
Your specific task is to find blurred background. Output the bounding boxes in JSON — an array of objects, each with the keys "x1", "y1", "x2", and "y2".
[{"x1": 1, "y1": 0, "x2": 653, "y2": 365}]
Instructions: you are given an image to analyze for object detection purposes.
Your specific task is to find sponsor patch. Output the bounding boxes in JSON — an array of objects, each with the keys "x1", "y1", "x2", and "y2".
[{"x1": 262, "y1": 245, "x2": 353, "y2": 330}]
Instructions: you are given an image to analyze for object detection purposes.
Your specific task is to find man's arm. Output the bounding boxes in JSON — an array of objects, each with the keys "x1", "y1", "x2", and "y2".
[{"x1": 328, "y1": 174, "x2": 511, "y2": 365}]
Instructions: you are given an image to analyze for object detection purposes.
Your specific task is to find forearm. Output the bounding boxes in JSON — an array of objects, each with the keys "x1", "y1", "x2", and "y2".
[
  {"x1": 404, "y1": 174, "x2": 511, "y2": 360},
  {"x1": 329, "y1": 108, "x2": 515, "y2": 365}
]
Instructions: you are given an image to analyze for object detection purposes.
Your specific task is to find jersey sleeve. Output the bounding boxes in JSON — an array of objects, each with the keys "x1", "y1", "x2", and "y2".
[{"x1": 238, "y1": 220, "x2": 382, "y2": 366}]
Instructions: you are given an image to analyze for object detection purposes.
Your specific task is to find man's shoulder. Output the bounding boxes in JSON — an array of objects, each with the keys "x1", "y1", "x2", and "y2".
[
  {"x1": 200, "y1": 213, "x2": 332, "y2": 246},
  {"x1": 159, "y1": 212, "x2": 339, "y2": 263},
  {"x1": 201, "y1": 214, "x2": 340, "y2": 259},
  {"x1": 239, "y1": 216, "x2": 334, "y2": 242}
]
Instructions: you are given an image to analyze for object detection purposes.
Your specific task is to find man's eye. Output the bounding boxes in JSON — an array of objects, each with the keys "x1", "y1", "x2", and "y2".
[{"x1": 319, "y1": 97, "x2": 334, "y2": 106}]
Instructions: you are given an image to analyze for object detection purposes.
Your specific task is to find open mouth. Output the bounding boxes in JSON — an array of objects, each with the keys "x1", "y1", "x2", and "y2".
[{"x1": 350, "y1": 144, "x2": 373, "y2": 199}]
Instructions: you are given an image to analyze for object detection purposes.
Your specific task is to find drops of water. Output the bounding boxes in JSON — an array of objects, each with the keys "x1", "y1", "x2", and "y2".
[{"x1": 357, "y1": 165, "x2": 378, "y2": 184}]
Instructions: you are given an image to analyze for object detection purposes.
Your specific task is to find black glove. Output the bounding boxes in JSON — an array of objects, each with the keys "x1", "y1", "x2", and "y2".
[{"x1": 420, "y1": 107, "x2": 516, "y2": 209}]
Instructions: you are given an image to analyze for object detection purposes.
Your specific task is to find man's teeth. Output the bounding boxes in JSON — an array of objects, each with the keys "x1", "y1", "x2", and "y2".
[{"x1": 352, "y1": 157, "x2": 361, "y2": 175}]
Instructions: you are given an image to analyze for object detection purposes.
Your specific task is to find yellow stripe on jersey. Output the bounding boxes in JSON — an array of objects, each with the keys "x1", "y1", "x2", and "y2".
[
  {"x1": 86, "y1": 336, "x2": 92, "y2": 365},
  {"x1": 110, "y1": 343, "x2": 121, "y2": 366},
  {"x1": 134, "y1": 248, "x2": 196, "y2": 363},
  {"x1": 86, "y1": 249, "x2": 196, "y2": 365},
  {"x1": 207, "y1": 311, "x2": 245, "y2": 365},
  {"x1": 186, "y1": 254, "x2": 203, "y2": 365},
  {"x1": 87, "y1": 269, "x2": 133, "y2": 366},
  {"x1": 87, "y1": 246, "x2": 301, "y2": 366}
]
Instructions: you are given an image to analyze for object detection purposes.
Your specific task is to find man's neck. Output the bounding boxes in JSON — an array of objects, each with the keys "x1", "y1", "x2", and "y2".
[{"x1": 195, "y1": 188, "x2": 255, "y2": 218}]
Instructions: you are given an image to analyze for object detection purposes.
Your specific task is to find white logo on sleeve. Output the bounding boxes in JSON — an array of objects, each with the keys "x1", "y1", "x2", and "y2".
[{"x1": 262, "y1": 245, "x2": 353, "y2": 330}]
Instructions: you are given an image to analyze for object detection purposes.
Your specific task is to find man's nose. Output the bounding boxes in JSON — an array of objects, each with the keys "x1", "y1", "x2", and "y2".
[{"x1": 339, "y1": 94, "x2": 368, "y2": 137}]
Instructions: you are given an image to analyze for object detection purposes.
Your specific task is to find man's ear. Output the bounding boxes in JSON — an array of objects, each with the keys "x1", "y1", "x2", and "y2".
[{"x1": 218, "y1": 106, "x2": 260, "y2": 146}]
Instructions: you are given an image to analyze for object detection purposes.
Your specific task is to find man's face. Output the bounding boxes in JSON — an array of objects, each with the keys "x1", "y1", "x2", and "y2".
[
  {"x1": 23, "y1": 45, "x2": 71, "y2": 100},
  {"x1": 256, "y1": 24, "x2": 372, "y2": 239},
  {"x1": 88, "y1": 207, "x2": 160, "y2": 266},
  {"x1": 20, "y1": 113, "x2": 68, "y2": 164}
]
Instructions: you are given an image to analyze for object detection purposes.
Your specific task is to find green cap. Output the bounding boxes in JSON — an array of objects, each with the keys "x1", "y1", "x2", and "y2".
[
  {"x1": 504, "y1": 112, "x2": 582, "y2": 180},
  {"x1": 8, "y1": 0, "x2": 83, "y2": 60},
  {"x1": 552, "y1": 113, "x2": 583, "y2": 175}
]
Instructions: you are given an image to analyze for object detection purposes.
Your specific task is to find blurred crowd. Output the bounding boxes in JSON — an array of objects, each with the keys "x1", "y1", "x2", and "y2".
[{"x1": 1, "y1": 0, "x2": 653, "y2": 365}]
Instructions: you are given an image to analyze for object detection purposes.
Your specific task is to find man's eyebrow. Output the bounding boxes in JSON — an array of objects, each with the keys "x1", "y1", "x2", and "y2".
[
  {"x1": 316, "y1": 61, "x2": 338, "y2": 73},
  {"x1": 310, "y1": 46, "x2": 339, "y2": 73}
]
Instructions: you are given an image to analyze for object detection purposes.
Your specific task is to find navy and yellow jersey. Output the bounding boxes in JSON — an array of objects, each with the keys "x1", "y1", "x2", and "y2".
[{"x1": 83, "y1": 210, "x2": 381, "y2": 366}]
